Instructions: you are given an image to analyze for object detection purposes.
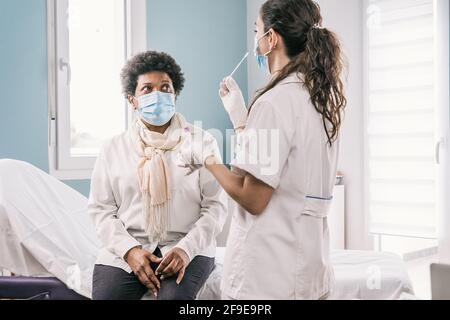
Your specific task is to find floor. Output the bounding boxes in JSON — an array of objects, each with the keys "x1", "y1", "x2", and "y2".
[{"x1": 377, "y1": 236, "x2": 439, "y2": 300}]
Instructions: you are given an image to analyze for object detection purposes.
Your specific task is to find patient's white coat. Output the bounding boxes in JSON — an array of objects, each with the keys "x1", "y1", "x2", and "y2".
[{"x1": 88, "y1": 121, "x2": 227, "y2": 274}]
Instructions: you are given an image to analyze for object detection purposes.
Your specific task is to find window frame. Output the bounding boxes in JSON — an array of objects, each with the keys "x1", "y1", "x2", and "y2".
[
  {"x1": 434, "y1": 0, "x2": 450, "y2": 262},
  {"x1": 46, "y1": 0, "x2": 147, "y2": 180}
]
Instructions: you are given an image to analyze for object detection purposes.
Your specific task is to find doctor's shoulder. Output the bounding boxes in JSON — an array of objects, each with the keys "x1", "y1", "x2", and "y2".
[
  {"x1": 252, "y1": 81, "x2": 308, "y2": 118},
  {"x1": 249, "y1": 88, "x2": 297, "y2": 118}
]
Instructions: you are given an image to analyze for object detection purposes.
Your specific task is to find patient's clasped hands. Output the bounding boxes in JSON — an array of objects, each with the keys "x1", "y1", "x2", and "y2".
[
  {"x1": 125, "y1": 247, "x2": 162, "y2": 297},
  {"x1": 125, "y1": 246, "x2": 189, "y2": 298}
]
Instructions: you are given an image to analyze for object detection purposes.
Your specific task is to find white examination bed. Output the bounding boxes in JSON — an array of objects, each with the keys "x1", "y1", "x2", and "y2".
[
  {"x1": 0, "y1": 160, "x2": 415, "y2": 300},
  {"x1": 195, "y1": 248, "x2": 414, "y2": 300}
]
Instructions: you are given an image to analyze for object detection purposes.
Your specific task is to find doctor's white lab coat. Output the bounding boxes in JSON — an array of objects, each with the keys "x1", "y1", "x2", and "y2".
[{"x1": 221, "y1": 73, "x2": 339, "y2": 300}]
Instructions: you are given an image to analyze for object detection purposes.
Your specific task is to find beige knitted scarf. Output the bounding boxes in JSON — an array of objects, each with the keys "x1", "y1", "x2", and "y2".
[{"x1": 130, "y1": 113, "x2": 186, "y2": 243}]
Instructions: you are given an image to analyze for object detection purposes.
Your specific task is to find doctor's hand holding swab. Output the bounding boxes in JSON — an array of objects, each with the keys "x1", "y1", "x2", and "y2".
[
  {"x1": 178, "y1": 53, "x2": 250, "y2": 175},
  {"x1": 219, "y1": 52, "x2": 250, "y2": 134}
]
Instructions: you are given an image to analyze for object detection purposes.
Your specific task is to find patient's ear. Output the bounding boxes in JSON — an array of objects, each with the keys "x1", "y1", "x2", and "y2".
[{"x1": 128, "y1": 95, "x2": 138, "y2": 110}]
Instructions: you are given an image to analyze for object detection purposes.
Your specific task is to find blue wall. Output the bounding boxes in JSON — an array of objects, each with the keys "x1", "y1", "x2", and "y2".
[
  {"x1": 0, "y1": 0, "x2": 247, "y2": 197},
  {"x1": 0, "y1": 0, "x2": 91, "y2": 196},
  {"x1": 147, "y1": 0, "x2": 248, "y2": 151},
  {"x1": 0, "y1": 0, "x2": 49, "y2": 171}
]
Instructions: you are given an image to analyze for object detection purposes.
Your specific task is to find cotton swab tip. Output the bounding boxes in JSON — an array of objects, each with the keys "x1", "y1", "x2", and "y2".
[{"x1": 230, "y1": 52, "x2": 249, "y2": 77}]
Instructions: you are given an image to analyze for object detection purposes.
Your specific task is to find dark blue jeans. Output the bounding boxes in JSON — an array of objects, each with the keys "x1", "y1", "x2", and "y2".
[{"x1": 92, "y1": 247, "x2": 215, "y2": 300}]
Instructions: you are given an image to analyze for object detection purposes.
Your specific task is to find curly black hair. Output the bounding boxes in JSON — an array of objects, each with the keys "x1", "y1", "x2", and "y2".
[{"x1": 120, "y1": 51, "x2": 185, "y2": 98}]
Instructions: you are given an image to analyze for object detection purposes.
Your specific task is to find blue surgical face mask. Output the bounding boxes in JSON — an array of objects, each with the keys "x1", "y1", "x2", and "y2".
[
  {"x1": 254, "y1": 30, "x2": 272, "y2": 73},
  {"x1": 137, "y1": 91, "x2": 176, "y2": 126}
]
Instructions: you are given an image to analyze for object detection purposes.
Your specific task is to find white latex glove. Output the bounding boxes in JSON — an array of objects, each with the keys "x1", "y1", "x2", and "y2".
[
  {"x1": 219, "y1": 76, "x2": 248, "y2": 131},
  {"x1": 177, "y1": 131, "x2": 221, "y2": 175}
]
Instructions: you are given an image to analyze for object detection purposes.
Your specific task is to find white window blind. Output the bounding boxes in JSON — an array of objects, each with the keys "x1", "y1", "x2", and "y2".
[{"x1": 364, "y1": 0, "x2": 437, "y2": 238}]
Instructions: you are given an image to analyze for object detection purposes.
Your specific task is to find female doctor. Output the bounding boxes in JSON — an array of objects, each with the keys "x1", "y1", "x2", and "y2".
[{"x1": 183, "y1": 0, "x2": 347, "y2": 300}]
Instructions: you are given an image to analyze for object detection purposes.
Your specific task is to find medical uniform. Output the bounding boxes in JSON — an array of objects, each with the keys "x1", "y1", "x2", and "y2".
[{"x1": 221, "y1": 72, "x2": 339, "y2": 300}]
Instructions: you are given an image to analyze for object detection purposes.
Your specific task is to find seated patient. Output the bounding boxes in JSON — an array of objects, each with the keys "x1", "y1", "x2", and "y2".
[{"x1": 89, "y1": 51, "x2": 227, "y2": 300}]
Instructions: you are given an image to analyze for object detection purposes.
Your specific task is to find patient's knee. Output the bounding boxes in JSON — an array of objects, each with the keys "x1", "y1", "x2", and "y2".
[{"x1": 158, "y1": 281, "x2": 197, "y2": 301}]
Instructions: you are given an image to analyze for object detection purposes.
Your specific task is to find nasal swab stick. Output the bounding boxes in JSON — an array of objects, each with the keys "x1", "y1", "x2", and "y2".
[{"x1": 229, "y1": 52, "x2": 249, "y2": 77}]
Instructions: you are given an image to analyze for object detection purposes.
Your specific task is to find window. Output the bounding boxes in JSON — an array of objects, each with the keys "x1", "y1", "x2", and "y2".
[
  {"x1": 47, "y1": 0, "x2": 147, "y2": 179},
  {"x1": 363, "y1": 0, "x2": 447, "y2": 248}
]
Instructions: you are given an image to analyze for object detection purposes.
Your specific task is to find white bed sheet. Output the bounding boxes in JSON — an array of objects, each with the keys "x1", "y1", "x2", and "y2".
[{"x1": 0, "y1": 160, "x2": 99, "y2": 298}]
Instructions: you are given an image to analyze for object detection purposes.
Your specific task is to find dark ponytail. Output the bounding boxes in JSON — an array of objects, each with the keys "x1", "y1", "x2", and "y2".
[{"x1": 250, "y1": 0, "x2": 347, "y2": 146}]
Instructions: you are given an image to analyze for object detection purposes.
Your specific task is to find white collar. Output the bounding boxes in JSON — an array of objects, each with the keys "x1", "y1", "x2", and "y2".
[{"x1": 277, "y1": 72, "x2": 304, "y2": 85}]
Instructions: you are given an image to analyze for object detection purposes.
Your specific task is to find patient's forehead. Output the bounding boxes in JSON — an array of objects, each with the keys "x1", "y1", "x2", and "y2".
[{"x1": 137, "y1": 71, "x2": 173, "y2": 86}]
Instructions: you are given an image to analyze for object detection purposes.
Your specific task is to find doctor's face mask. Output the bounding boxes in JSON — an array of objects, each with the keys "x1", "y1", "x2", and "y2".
[{"x1": 254, "y1": 30, "x2": 272, "y2": 73}]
